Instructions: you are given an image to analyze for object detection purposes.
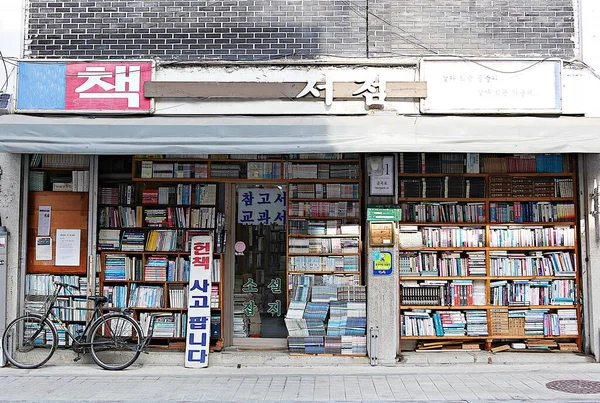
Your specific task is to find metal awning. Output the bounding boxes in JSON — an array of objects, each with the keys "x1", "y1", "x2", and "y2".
[{"x1": 0, "y1": 114, "x2": 598, "y2": 154}]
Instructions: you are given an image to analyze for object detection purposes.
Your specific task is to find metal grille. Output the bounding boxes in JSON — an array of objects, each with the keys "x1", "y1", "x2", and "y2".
[{"x1": 546, "y1": 380, "x2": 600, "y2": 394}]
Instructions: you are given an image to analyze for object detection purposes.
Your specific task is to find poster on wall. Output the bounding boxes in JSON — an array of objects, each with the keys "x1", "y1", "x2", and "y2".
[
  {"x1": 237, "y1": 188, "x2": 286, "y2": 226},
  {"x1": 55, "y1": 229, "x2": 80, "y2": 266},
  {"x1": 185, "y1": 235, "x2": 213, "y2": 368}
]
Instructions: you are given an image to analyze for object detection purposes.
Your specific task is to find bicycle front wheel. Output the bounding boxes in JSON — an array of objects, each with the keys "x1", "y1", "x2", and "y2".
[
  {"x1": 88, "y1": 313, "x2": 143, "y2": 370},
  {"x1": 2, "y1": 314, "x2": 58, "y2": 369}
]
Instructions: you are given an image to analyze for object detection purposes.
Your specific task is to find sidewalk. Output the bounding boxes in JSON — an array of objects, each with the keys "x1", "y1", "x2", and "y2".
[{"x1": 2, "y1": 361, "x2": 600, "y2": 402}]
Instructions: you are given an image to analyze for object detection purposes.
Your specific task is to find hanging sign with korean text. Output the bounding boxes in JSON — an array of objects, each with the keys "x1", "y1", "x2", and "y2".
[
  {"x1": 16, "y1": 61, "x2": 153, "y2": 113},
  {"x1": 185, "y1": 235, "x2": 213, "y2": 368},
  {"x1": 237, "y1": 188, "x2": 286, "y2": 226}
]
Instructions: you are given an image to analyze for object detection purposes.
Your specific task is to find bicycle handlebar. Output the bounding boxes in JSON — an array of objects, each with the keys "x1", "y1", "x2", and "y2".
[{"x1": 53, "y1": 280, "x2": 80, "y2": 291}]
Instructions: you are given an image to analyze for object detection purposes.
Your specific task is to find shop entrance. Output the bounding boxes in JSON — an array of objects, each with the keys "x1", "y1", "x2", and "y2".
[{"x1": 232, "y1": 184, "x2": 288, "y2": 346}]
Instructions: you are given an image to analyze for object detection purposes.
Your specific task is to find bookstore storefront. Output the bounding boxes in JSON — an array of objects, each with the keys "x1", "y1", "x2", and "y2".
[{"x1": 1, "y1": 59, "x2": 600, "y2": 364}]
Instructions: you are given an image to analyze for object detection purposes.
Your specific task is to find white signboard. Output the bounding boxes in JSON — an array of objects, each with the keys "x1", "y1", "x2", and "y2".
[
  {"x1": 185, "y1": 235, "x2": 213, "y2": 368},
  {"x1": 369, "y1": 156, "x2": 395, "y2": 196},
  {"x1": 420, "y1": 58, "x2": 562, "y2": 114},
  {"x1": 55, "y1": 229, "x2": 80, "y2": 266},
  {"x1": 237, "y1": 188, "x2": 286, "y2": 226}
]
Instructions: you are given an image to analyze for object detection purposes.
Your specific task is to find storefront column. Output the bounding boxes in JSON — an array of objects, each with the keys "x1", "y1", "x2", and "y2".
[
  {"x1": 0, "y1": 153, "x2": 22, "y2": 324},
  {"x1": 366, "y1": 242, "x2": 399, "y2": 364},
  {"x1": 582, "y1": 154, "x2": 600, "y2": 360}
]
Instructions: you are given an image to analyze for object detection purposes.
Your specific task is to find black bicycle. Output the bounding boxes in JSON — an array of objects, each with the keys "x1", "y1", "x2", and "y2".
[{"x1": 2, "y1": 280, "x2": 154, "y2": 370}]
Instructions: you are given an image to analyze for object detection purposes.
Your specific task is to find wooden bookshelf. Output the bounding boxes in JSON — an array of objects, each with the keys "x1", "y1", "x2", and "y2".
[
  {"x1": 97, "y1": 158, "x2": 225, "y2": 348},
  {"x1": 285, "y1": 155, "x2": 368, "y2": 356},
  {"x1": 398, "y1": 153, "x2": 580, "y2": 353}
]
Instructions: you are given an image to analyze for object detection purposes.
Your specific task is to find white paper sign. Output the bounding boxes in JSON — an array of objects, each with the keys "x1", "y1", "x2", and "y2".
[
  {"x1": 55, "y1": 229, "x2": 81, "y2": 266},
  {"x1": 38, "y1": 206, "x2": 51, "y2": 236},
  {"x1": 369, "y1": 156, "x2": 395, "y2": 196},
  {"x1": 35, "y1": 237, "x2": 53, "y2": 261},
  {"x1": 185, "y1": 235, "x2": 213, "y2": 368},
  {"x1": 237, "y1": 188, "x2": 286, "y2": 225}
]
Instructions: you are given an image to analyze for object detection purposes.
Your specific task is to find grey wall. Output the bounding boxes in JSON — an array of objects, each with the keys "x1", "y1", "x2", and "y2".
[{"x1": 26, "y1": 0, "x2": 576, "y2": 60}]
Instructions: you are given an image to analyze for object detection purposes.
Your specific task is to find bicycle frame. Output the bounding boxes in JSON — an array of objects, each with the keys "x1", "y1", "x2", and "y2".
[{"x1": 27, "y1": 283, "x2": 142, "y2": 352}]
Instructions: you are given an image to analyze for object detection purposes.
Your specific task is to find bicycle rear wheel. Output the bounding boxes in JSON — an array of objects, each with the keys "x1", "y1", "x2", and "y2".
[
  {"x1": 88, "y1": 313, "x2": 143, "y2": 370},
  {"x1": 2, "y1": 314, "x2": 58, "y2": 369}
]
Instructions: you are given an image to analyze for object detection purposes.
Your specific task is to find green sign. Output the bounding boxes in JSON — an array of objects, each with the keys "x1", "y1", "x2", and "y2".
[{"x1": 367, "y1": 207, "x2": 401, "y2": 221}]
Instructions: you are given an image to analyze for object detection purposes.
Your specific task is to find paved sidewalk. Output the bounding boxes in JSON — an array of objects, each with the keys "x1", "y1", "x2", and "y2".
[{"x1": 2, "y1": 363, "x2": 600, "y2": 402}]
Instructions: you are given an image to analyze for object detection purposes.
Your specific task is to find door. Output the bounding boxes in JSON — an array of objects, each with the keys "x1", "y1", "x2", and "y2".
[{"x1": 233, "y1": 184, "x2": 288, "y2": 346}]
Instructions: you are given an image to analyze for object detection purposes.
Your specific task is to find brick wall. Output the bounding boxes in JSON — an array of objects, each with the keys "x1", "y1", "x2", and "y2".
[{"x1": 26, "y1": 0, "x2": 575, "y2": 60}]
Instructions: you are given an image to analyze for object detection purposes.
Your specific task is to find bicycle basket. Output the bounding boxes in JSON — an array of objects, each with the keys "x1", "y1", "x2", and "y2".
[{"x1": 24, "y1": 294, "x2": 53, "y2": 316}]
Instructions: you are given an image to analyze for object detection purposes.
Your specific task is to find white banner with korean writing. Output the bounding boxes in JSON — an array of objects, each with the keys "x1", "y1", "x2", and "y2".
[
  {"x1": 237, "y1": 188, "x2": 286, "y2": 226},
  {"x1": 185, "y1": 235, "x2": 213, "y2": 368}
]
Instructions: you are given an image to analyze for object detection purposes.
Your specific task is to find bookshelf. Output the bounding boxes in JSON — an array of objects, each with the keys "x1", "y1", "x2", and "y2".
[
  {"x1": 26, "y1": 154, "x2": 92, "y2": 346},
  {"x1": 398, "y1": 153, "x2": 580, "y2": 353},
  {"x1": 97, "y1": 157, "x2": 226, "y2": 349},
  {"x1": 284, "y1": 155, "x2": 367, "y2": 356}
]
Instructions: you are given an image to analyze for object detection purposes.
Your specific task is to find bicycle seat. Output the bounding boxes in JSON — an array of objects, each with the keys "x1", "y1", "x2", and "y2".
[{"x1": 87, "y1": 296, "x2": 108, "y2": 305}]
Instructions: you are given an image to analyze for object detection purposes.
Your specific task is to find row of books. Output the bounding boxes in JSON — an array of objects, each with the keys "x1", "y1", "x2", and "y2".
[
  {"x1": 482, "y1": 154, "x2": 568, "y2": 174},
  {"x1": 283, "y1": 163, "x2": 359, "y2": 180},
  {"x1": 288, "y1": 219, "x2": 359, "y2": 235},
  {"x1": 288, "y1": 201, "x2": 360, "y2": 218},
  {"x1": 288, "y1": 256, "x2": 360, "y2": 272},
  {"x1": 144, "y1": 207, "x2": 216, "y2": 229},
  {"x1": 508, "y1": 309, "x2": 578, "y2": 337},
  {"x1": 489, "y1": 177, "x2": 573, "y2": 198},
  {"x1": 287, "y1": 335, "x2": 367, "y2": 355},
  {"x1": 99, "y1": 184, "x2": 136, "y2": 205},
  {"x1": 168, "y1": 286, "x2": 188, "y2": 308},
  {"x1": 288, "y1": 183, "x2": 360, "y2": 199},
  {"x1": 25, "y1": 274, "x2": 88, "y2": 296},
  {"x1": 489, "y1": 202, "x2": 575, "y2": 223},
  {"x1": 490, "y1": 251, "x2": 576, "y2": 277},
  {"x1": 490, "y1": 279, "x2": 576, "y2": 306},
  {"x1": 35, "y1": 154, "x2": 90, "y2": 169},
  {"x1": 400, "y1": 280, "x2": 486, "y2": 306},
  {"x1": 103, "y1": 285, "x2": 127, "y2": 308},
  {"x1": 288, "y1": 237, "x2": 359, "y2": 254},
  {"x1": 402, "y1": 310, "x2": 489, "y2": 337},
  {"x1": 488, "y1": 226, "x2": 575, "y2": 247},
  {"x1": 399, "y1": 251, "x2": 486, "y2": 276},
  {"x1": 398, "y1": 202, "x2": 486, "y2": 223},
  {"x1": 417, "y1": 227, "x2": 486, "y2": 248},
  {"x1": 140, "y1": 161, "x2": 208, "y2": 179},
  {"x1": 139, "y1": 312, "x2": 188, "y2": 338},
  {"x1": 139, "y1": 153, "x2": 357, "y2": 160},
  {"x1": 399, "y1": 153, "x2": 481, "y2": 174},
  {"x1": 99, "y1": 206, "x2": 142, "y2": 228},
  {"x1": 399, "y1": 177, "x2": 486, "y2": 199},
  {"x1": 105, "y1": 255, "x2": 220, "y2": 282},
  {"x1": 99, "y1": 227, "x2": 225, "y2": 253},
  {"x1": 128, "y1": 284, "x2": 164, "y2": 308}
]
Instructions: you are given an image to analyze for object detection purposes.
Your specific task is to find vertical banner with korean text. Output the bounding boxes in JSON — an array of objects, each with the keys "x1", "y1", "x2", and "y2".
[
  {"x1": 237, "y1": 188, "x2": 286, "y2": 226},
  {"x1": 185, "y1": 235, "x2": 213, "y2": 368}
]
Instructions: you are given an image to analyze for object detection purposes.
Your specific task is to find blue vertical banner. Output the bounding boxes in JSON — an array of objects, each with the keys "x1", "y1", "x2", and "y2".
[{"x1": 185, "y1": 235, "x2": 213, "y2": 368}]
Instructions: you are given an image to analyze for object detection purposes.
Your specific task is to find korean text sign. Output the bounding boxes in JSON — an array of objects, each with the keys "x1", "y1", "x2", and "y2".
[
  {"x1": 185, "y1": 235, "x2": 213, "y2": 368},
  {"x1": 237, "y1": 188, "x2": 286, "y2": 226},
  {"x1": 17, "y1": 61, "x2": 153, "y2": 113}
]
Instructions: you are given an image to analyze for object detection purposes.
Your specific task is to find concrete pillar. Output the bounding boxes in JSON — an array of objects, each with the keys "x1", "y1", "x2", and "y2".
[
  {"x1": 0, "y1": 153, "x2": 22, "y2": 323},
  {"x1": 366, "y1": 241, "x2": 399, "y2": 365},
  {"x1": 581, "y1": 154, "x2": 600, "y2": 360}
]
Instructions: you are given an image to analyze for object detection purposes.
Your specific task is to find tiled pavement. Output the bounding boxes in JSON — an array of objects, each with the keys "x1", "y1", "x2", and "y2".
[{"x1": 2, "y1": 363, "x2": 600, "y2": 402}]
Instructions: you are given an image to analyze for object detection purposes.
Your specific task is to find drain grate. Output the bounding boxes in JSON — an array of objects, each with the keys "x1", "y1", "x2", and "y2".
[{"x1": 546, "y1": 380, "x2": 600, "y2": 394}]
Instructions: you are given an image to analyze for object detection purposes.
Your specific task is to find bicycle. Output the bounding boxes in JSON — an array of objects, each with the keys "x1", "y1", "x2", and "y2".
[{"x1": 2, "y1": 280, "x2": 154, "y2": 370}]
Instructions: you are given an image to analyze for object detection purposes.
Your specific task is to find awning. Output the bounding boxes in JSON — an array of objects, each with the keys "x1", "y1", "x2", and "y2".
[{"x1": 0, "y1": 114, "x2": 598, "y2": 154}]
